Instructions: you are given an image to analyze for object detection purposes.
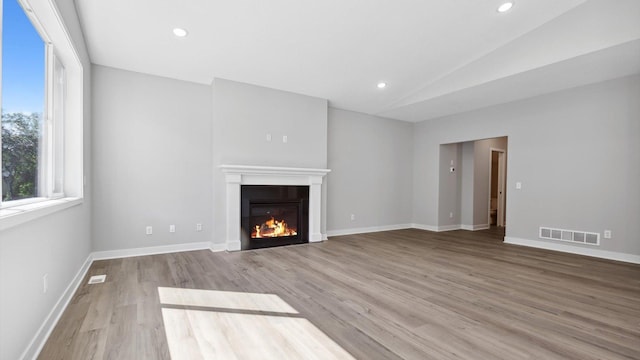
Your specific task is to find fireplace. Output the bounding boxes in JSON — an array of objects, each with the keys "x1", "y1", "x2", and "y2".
[
  {"x1": 241, "y1": 185, "x2": 309, "y2": 250},
  {"x1": 220, "y1": 165, "x2": 330, "y2": 251}
]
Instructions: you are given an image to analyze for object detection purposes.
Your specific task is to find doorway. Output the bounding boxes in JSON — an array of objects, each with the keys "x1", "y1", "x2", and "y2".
[
  {"x1": 437, "y1": 136, "x2": 507, "y2": 233},
  {"x1": 489, "y1": 148, "x2": 506, "y2": 227}
]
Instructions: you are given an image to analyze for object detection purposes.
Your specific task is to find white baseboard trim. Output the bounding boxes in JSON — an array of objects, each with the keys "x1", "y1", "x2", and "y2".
[
  {"x1": 329, "y1": 223, "x2": 493, "y2": 235},
  {"x1": 413, "y1": 223, "x2": 464, "y2": 232},
  {"x1": 92, "y1": 241, "x2": 213, "y2": 260},
  {"x1": 437, "y1": 224, "x2": 462, "y2": 232},
  {"x1": 460, "y1": 224, "x2": 490, "y2": 231},
  {"x1": 327, "y1": 224, "x2": 412, "y2": 237},
  {"x1": 412, "y1": 224, "x2": 453, "y2": 232},
  {"x1": 413, "y1": 223, "x2": 492, "y2": 232},
  {"x1": 210, "y1": 242, "x2": 227, "y2": 252},
  {"x1": 411, "y1": 223, "x2": 438, "y2": 232},
  {"x1": 227, "y1": 240, "x2": 241, "y2": 252},
  {"x1": 504, "y1": 237, "x2": 640, "y2": 264},
  {"x1": 22, "y1": 253, "x2": 93, "y2": 360}
]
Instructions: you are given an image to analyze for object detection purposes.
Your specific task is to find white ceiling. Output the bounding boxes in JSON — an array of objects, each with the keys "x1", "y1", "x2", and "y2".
[{"x1": 75, "y1": 0, "x2": 640, "y2": 122}]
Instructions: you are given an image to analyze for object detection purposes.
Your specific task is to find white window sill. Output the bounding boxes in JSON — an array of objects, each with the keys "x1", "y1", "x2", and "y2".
[{"x1": 0, "y1": 197, "x2": 83, "y2": 232}]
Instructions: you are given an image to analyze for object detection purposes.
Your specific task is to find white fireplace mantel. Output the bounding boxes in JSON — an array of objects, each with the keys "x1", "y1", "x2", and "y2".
[{"x1": 220, "y1": 165, "x2": 331, "y2": 251}]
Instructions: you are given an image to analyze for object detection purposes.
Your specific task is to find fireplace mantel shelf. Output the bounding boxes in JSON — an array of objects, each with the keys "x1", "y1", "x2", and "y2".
[
  {"x1": 220, "y1": 165, "x2": 330, "y2": 251},
  {"x1": 220, "y1": 165, "x2": 331, "y2": 177}
]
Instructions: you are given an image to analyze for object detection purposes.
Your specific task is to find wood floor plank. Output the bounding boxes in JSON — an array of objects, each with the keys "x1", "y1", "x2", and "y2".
[
  {"x1": 38, "y1": 228, "x2": 640, "y2": 359},
  {"x1": 69, "y1": 329, "x2": 107, "y2": 360},
  {"x1": 103, "y1": 304, "x2": 137, "y2": 360}
]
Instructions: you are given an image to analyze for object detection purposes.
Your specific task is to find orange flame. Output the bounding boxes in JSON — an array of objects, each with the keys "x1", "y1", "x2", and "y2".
[{"x1": 252, "y1": 217, "x2": 297, "y2": 238}]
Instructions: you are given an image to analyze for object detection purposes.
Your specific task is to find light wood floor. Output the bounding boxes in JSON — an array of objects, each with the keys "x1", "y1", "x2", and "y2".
[{"x1": 39, "y1": 228, "x2": 640, "y2": 359}]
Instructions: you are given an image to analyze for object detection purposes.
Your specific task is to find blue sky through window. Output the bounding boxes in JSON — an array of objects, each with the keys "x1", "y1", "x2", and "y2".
[{"x1": 2, "y1": 0, "x2": 45, "y2": 114}]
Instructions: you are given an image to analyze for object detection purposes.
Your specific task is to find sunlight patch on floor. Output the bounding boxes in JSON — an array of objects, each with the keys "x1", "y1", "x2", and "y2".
[
  {"x1": 159, "y1": 287, "x2": 355, "y2": 359},
  {"x1": 158, "y1": 287, "x2": 298, "y2": 314}
]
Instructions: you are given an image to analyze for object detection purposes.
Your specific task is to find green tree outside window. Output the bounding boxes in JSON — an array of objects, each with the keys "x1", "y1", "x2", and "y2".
[{"x1": 1, "y1": 111, "x2": 41, "y2": 201}]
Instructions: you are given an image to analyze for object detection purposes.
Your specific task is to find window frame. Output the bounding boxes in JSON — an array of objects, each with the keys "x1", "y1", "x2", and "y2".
[{"x1": 40, "y1": 46, "x2": 66, "y2": 200}]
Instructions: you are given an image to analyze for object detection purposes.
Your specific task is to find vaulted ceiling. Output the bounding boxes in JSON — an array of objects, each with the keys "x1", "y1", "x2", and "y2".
[{"x1": 75, "y1": 0, "x2": 640, "y2": 122}]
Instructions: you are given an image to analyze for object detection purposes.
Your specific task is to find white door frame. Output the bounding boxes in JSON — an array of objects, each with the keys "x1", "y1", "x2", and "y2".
[{"x1": 488, "y1": 148, "x2": 506, "y2": 227}]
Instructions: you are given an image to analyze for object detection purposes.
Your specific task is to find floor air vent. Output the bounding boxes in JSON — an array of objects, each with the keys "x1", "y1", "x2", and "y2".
[
  {"x1": 539, "y1": 227, "x2": 599, "y2": 245},
  {"x1": 88, "y1": 275, "x2": 106, "y2": 284}
]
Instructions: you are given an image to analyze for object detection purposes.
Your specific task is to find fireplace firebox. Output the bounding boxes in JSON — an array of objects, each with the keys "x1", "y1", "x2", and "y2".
[{"x1": 241, "y1": 185, "x2": 309, "y2": 250}]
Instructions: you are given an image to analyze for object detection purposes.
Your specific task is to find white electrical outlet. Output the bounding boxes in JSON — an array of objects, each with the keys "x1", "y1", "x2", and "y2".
[
  {"x1": 283, "y1": 135, "x2": 288, "y2": 143},
  {"x1": 449, "y1": 212, "x2": 454, "y2": 218},
  {"x1": 516, "y1": 182, "x2": 522, "y2": 189},
  {"x1": 266, "y1": 133, "x2": 272, "y2": 142},
  {"x1": 350, "y1": 214, "x2": 355, "y2": 221},
  {"x1": 146, "y1": 226, "x2": 153, "y2": 235},
  {"x1": 43, "y1": 274, "x2": 48, "y2": 294},
  {"x1": 604, "y1": 230, "x2": 612, "y2": 239},
  {"x1": 169, "y1": 225, "x2": 176, "y2": 233},
  {"x1": 196, "y1": 223, "x2": 203, "y2": 231}
]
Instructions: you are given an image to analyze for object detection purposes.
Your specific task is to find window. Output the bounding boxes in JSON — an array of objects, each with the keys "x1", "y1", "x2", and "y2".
[
  {"x1": 0, "y1": 0, "x2": 83, "y2": 228},
  {"x1": 1, "y1": 0, "x2": 68, "y2": 208},
  {"x1": 1, "y1": 0, "x2": 45, "y2": 202}
]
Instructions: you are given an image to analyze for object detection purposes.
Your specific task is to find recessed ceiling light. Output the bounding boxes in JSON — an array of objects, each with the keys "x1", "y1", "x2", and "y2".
[
  {"x1": 173, "y1": 28, "x2": 188, "y2": 37},
  {"x1": 497, "y1": 2, "x2": 514, "y2": 13},
  {"x1": 377, "y1": 82, "x2": 387, "y2": 89}
]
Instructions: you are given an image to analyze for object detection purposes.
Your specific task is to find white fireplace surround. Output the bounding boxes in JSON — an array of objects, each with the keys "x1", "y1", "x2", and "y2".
[{"x1": 220, "y1": 165, "x2": 331, "y2": 251}]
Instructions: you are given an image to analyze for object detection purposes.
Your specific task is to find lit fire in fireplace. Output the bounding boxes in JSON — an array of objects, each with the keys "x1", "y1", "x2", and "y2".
[{"x1": 252, "y1": 217, "x2": 297, "y2": 238}]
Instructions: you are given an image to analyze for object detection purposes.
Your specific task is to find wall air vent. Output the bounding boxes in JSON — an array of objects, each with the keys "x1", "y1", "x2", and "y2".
[{"x1": 539, "y1": 227, "x2": 599, "y2": 246}]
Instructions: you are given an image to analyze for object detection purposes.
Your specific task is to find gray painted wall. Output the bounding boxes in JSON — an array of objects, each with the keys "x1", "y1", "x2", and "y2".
[
  {"x1": 437, "y1": 143, "x2": 462, "y2": 228},
  {"x1": 211, "y1": 78, "x2": 328, "y2": 245},
  {"x1": 460, "y1": 142, "x2": 475, "y2": 226},
  {"x1": 0, "y1": 0, "x2": 92, "y2": 358},
  {"x1": 414, "y1": 75, "x2": 640, "y2": 255},
  {"x1": 91, "y1": 65, "x2": 213, "y2": 251},
  {"x1": 326, "y1": 108, "x2": 413, "y2": 233}
]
